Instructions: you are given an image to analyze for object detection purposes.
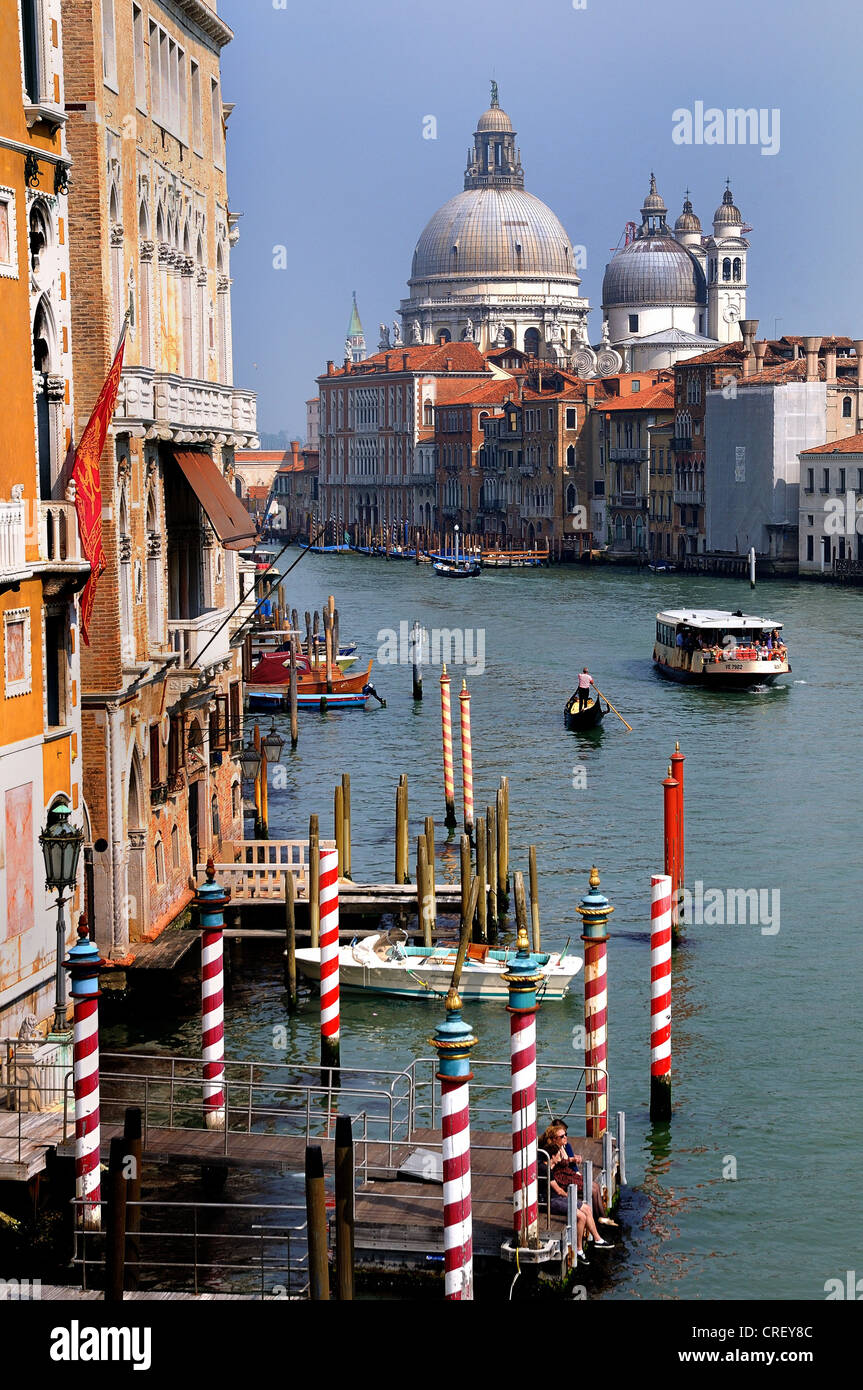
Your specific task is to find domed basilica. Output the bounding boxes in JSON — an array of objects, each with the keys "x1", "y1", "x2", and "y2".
[
  {"x1": 397, "y1": 85, "x2": 602, "y2": 368},
  {"x1": 389, "y1": 89, "x2": 750, "y2": 378}
]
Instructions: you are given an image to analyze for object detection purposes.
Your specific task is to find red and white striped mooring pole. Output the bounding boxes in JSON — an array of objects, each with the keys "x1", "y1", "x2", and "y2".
[
  {"x1": 650, "y1": 873, "x2": 673, "y2": 1122},
  {"x1": 319, "y1": 846, "x2": 341, "y2": 1070},
  {"x1": 577, "y1": 866, "x2": 614, "y2": 1140},
  {"x1": 459, "y1": 679, "x2": 474, "y2": 837},
  {"x1": 63, "y1": 916, "x2": 105, "y2": 1230},
  {"x1": 194, "y1": 858, "x2": 229, "y2": 1130},
  {"x1": 503, "y1": 927, "x2": 544, "y2": 1247},
  {"x1": 431, "y1": 987, "x2": 477, "y2": 1299},
  {"x1": 440, "y1": 666, "x2": 457, "y2": 829}
]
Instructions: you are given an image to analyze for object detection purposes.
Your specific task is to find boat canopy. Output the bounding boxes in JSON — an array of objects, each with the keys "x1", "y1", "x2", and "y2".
[{"x1": 656, "y1": 609, "x2": 782, "y2": 631}]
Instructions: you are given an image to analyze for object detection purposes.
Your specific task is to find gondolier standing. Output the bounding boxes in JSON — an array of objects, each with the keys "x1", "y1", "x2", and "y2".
[{"x1": 577, "y1": 667, "x2": 594, "y2": 712}]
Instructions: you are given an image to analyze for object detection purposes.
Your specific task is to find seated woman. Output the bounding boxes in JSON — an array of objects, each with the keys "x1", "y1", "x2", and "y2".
[{"x1": 539, "y1": 1122, "x2": 617, "y2": 1259}]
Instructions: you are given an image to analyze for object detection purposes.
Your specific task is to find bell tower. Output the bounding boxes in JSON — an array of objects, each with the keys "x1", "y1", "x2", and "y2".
[{"x1": 707, "y1": 184, "x2": 749, "y2": 343}]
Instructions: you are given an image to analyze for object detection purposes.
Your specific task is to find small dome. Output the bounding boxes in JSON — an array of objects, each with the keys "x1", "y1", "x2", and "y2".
[
  {"x1": 476, "y1": 105, "x2": 514, "y2": 132},
  {"x1": 641, "y1": 173, "x2": 666, "y2": 214},
  {"x1": 675, "y1": 197, "x2": 701, "y2": 233},
  {"x1": 714, "y1": 186, "x2": 742, "y2": 226},
  {"x1": 602, "y1": 236, "x2": 706, "y2": 309}
]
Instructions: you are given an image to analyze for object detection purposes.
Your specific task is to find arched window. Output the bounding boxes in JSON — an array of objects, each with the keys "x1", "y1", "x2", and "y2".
[
  {"x1": 118, "y1": 485, "x2": 134, "y2": 662},
  {"x1": 232, "y1": 782, "x2": 241, "y2": 822},
  {"x1": 145, "y1": 485, "x2": 163, "y2": 644},
  {"x1": 722, "y1": 257, "x2": 732, "y2": 282},
  {"x1": 211, "y1": 793, "x2": 220, "y2": 842},
  {"x1": 138, "y1": 203, "x2": 153, "y2": 367},
  {"x1": 614, "y1": 515, "x2": 623, "y2": 541},
  {"x1": 154, "y1": 836, "x2": 165, "y2": 884},
  {"x1": 33, "y1": 294, "x2": 60, "y2": 499},
  {"x1": 732, "y1": 257, "x2": 742, "y2": 281},
  {"x1": 195, "y1": 235, "x2": 206, "y2": 377},
  {"x1": 566, "y1": 444, "x2": 575, "y2": 470},
  {"x1": 437, "y1": 328, "x2": 451, "y2": 345},
  {"x1": 566, "y1": 483, "x2": 576, "y2": 512},
  {"x1": 524, "y1": 328, "x2": 540, "y2": 358},
  {"x1": 171, "y1": 824, "x2": 180, "y2": 868},
  {"x1": 181, "y1": 221, "x2": 193, "y2": 375},
  {"x1": 424, "y1": 400, "x2": 433, "y2": 427},
  {"x1": 216, "y1": 241, "x2": 228, "y2": 382},
  {"x1": 843, "y1": 396, "x2": 852, "y2": 419}
]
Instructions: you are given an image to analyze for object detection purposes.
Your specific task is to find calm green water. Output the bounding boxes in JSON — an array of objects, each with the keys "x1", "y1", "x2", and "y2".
[{"x1": 110, "y1": 552, "x2": 863, "y2": 1300}]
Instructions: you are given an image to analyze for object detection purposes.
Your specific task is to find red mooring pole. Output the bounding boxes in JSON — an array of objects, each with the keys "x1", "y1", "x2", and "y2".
[
  {"x1": 663, "y1": 763, "x2": 679, "y2": 936},
  {"x1": 670, "y1": 741, "x2": 685, "y2": 923}
]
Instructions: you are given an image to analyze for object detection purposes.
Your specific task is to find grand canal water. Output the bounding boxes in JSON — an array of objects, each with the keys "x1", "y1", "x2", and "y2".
[{"x1": 107, "y1": 552, "x2": 863, "y2": 1300}]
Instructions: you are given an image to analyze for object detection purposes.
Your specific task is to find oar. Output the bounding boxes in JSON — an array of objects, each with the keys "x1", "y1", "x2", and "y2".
[
  {"x1": 450, "y1": 874, "x2": 481, "y2": 997},
  {"x1": 592, "y1": 686, "x2": 632, "y2": 732}
]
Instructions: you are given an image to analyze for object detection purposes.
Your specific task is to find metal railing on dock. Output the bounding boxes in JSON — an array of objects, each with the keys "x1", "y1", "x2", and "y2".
[{"x1": 72, "y1": 1197, "x2": 310, "y2": 1299}]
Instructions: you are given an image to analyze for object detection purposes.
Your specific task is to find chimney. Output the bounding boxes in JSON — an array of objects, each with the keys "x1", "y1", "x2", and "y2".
[
  {"x1": 855, "y1": 341, "x2": 863, "y2": 386},
  {"x1": 402, "y1": 352, "x2": 409, "y2": 371},
  {"x1": 344, "y1": 359, "x2": 352, "y2": 374},
  {"x1": 754, "y1": 341, "x2": 767, "y2": 374},
  {"x1": 326, "y1": 360, "x2": 335, "y2": 375},
  {"x1": 824, "y1": 339, "x2": 837, "y2": 383},
  {"x1": 385, "y1": 352, "x2": 391, "y2": 371},
  {"x1": 445, "y1": 357, "x2": 453, "y2": 372},
  {"x1": 803, "y1": 336, "x2": 822, "y2": 382},
  {"x1": 739, "y1": 318, "x2": 758, "y2": 356},
  {"x1": 291, "y1": 440, "x2": 300, "y2": 467}
]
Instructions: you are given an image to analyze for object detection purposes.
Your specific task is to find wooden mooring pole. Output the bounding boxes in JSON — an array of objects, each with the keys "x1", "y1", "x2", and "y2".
[
  {"x1": 309, "y1": 813, "x2": 320, "y2": 948},
  {"x1": 411, "y1": 619, "x2": 423, "y2": 700},
  {"x1": 305, "y1": 1145, "x2": 330, "y2": 1300},
  {"x1": 486, "y1": 802, "x2": 498, "y2": 930},
  {"x1": 529, "y1": 845, "x2": 541, "y2": 953},
  {"x1": 123, "y1": 1107, "x2": 143, "y2": 1290},
  {"x1": 104, "y1": 1136, "x2": 128, "y2": 1302},
  {"x1": 334, "y1": 1114, "x2": 355, "y2": 1300},
  {"x1": 475, "y1": 816, "x2": 487, "y2": 943},
  {"x1": 341, "y1": 773, "x2": 352, "y2": 879},
  {"x1": 284, "y1": 867, "x2": 297, "y2": 1010},
  {"x1": 417, "y1": 835, "x2": 432, "y2": 947},
  {"x1": 395, "y1": 775, "x2": 410, "y2": 884},
  {"x1": 334, "y1": 782, "x2": 344, "y2": 877}
]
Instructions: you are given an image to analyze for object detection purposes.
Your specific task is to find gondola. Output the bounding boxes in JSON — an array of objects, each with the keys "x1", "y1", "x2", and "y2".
[
  {"x1": 433, "y1": 557, "x2": 482, "y2": 578},
  {"x1": 564, "y1": 691, "x2": 607, "y2": 730}
]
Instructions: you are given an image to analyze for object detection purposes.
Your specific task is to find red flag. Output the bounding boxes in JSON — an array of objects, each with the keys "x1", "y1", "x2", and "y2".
[{"x1": 72, "y1": 318, "x2": 129, "y2": 645}]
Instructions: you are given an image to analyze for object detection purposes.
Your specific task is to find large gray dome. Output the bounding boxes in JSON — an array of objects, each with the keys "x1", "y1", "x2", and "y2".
[
  {"x1": 410, "y1": 188, "x2": 579, "y2": 282},
  {"x1": 602, "y1": 236, "x2": 706, "y2": 308}
]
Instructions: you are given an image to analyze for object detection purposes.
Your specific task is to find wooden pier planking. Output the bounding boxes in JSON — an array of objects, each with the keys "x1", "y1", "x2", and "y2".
[{"x1": 0, "y1": 1108, "x2": 65, "y2": 1181}]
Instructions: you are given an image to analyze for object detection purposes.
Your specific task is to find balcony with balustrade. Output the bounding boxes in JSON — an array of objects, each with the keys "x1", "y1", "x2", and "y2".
[
  {"x1": 115, "y1": 367, "x2": 259, "y2": 448},
  {"x1": 168, "y1": 609, "x2": 234, "y2": 672}
]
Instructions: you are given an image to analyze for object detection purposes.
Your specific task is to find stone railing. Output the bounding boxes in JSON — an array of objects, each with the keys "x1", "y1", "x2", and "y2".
[
  {"x1": 0, "y1": 496, "x2": 28, "y2": 580},
  {"x1": 116, "y1": 367, "x2": 259, "y2": 446},
  {"x1": 39, "y1": 501, "x2": 82, "y2": 564},
  {"x1": 168, "y1": 609, "x2": 233, "y2": 670}
]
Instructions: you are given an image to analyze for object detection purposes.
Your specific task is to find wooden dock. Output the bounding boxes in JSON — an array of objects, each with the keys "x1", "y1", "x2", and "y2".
[{"x1": 0, "y1": 1108, "x2": 65, "y2": 1181}]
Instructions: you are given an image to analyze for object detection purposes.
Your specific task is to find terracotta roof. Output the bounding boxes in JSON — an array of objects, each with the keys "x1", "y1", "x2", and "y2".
[
  {"x1": 601, "y1": 381, "x2": 675, "y2": 412},
  {"x1": 236, "y1": 450, "x2": 290, "y2": 462},
  {"x1": 432, "y1": 379, "x2": 513, "y2": 407},
  {"x1": 800, "y1": 432, "x2": 863, "y2": 455},
  {"x1": 736, "y1": 359, "x2": 823, "y2": 386},
  {"x1": 246, "y1": 486, "x2": 270, "y2": 500},
  {"x1": 276, "y1": 457, "x2": 311, "y2": 473},
  {"x1": 676, "y1": 343, "x2": 747, "y2": 367},
  {"x1": 320, "y1": 342, "x2": 490, "y2": 378}
]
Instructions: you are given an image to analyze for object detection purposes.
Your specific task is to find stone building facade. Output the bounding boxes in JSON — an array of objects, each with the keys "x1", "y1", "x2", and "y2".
[
  {"x1": 316, "y1": 343, "x2": 490, "y2": 537},
  {"x1": 0, "y1": 0, "x2": 86, "y2": 1032},
  {"x1": 64, "y1": 0, "x2": 257, "y2": 959}
]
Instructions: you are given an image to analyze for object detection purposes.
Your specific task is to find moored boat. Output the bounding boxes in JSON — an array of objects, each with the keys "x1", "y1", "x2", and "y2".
[
  {"x1": 247, "y1": 657, "x2": 376, "y2": 710},
  {"x1": 295, "y1": 931, "x2": 582, "y2": 1001},
  {"x1": 653, "y1": 609, "x2": 791, "y2": 687}
]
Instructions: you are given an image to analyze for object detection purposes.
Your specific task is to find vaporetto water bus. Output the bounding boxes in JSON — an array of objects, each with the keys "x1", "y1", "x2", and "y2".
[{"x1": 653, "y1": 608, "x2": 791, "y2": 688}]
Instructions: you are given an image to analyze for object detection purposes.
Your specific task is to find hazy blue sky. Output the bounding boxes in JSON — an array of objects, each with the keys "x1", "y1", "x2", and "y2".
[{"x1": 220, "y1": 0, "x2": 863, "y2": 438}]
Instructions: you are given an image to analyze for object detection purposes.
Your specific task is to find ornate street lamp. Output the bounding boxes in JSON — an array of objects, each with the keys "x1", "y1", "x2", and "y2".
[
  {"x1": 260, "y1": 720, "x2": 285, "y2": 764},
  {"x1": 40, "y1": 798, "x2": 85, "y2": 1033},
  {"x1": 239, "y1": 738, "x2": 262, "y2": 782}
]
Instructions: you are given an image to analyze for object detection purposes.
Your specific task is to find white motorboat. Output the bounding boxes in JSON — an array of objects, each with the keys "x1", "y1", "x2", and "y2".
[
  {"x1": 653, "y1": 608, "x2": 790, "y2": 688},
  {"x1": 295, "y1": 931, "x2": 583, "y2": 1001}
]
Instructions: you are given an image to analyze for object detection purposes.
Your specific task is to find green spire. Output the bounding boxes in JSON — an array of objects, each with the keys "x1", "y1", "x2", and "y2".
[{"x1": 348, "y1": 290, "x2": 363, "y2": 338}]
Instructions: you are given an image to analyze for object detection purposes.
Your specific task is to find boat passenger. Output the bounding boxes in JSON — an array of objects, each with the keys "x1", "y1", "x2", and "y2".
[{"x1": 576, "y1": 667, "x2": 594, "y2": 711}]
